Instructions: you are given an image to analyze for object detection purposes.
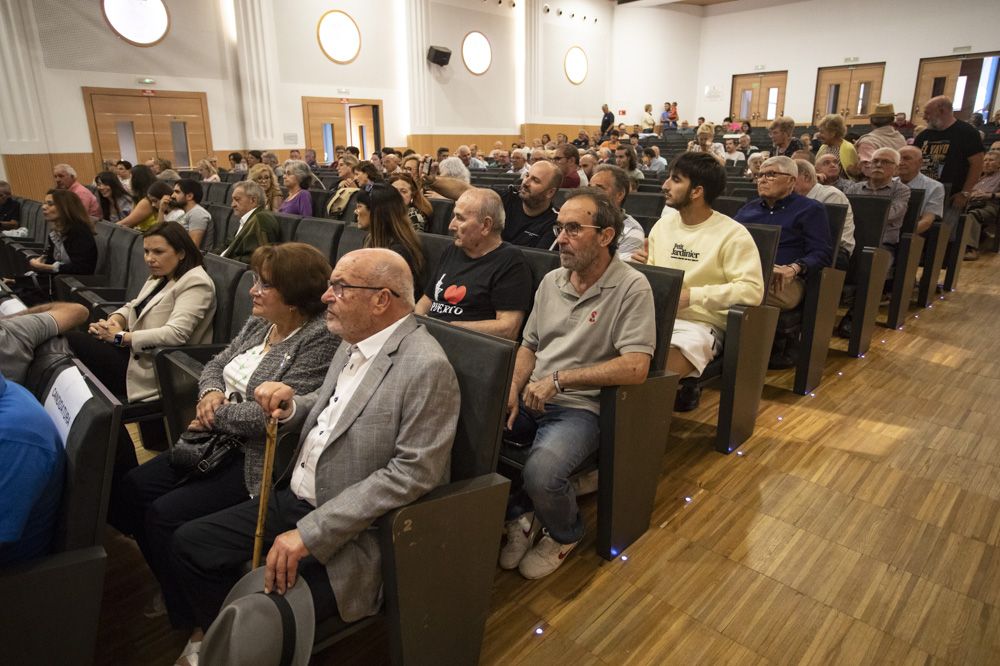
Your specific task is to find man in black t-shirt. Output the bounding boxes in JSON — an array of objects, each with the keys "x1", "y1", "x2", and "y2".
[
  {"x1": 0, "y1": 181, "x2": 23, "y2": 231},
  {"x1": 914, "y1": 96, "x2": 985, "y2": 209},
  {"x1": 416, "y1": 188, "x2": 532, "y2": 341},
  {"x1": 600, "y1": 104, "x2": 615, "y2": 139}
]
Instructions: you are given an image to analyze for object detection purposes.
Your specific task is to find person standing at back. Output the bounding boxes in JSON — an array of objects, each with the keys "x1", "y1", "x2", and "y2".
[{"x1": 914, "y1": 96, "x2": 985, "y2": 211}]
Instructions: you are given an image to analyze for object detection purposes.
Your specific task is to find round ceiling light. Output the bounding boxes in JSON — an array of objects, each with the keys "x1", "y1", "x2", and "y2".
[
  {"x1": 564, "y1": 46, "x2": 588, "y2": 85},
  {"x1": 317, "y1": 10, "x2": 362, "y2": 64},
  {"x1": 462, "y1": 31, "x2": 492, "y2": 76},
  {"x1": 101, "y1": 0, "x2": 170, "y2": 47}
]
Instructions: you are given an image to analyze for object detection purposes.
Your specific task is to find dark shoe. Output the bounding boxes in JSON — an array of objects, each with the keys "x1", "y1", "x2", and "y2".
[
  {"x1": 835, "y1": 314, "x2": 853, "y2": 339},
  {"x1": 673, "y1": 383, "x2": 701, "y2": 412},
  {"x1": 964, "y1": 248, "x2": 979, "y2": 261}
]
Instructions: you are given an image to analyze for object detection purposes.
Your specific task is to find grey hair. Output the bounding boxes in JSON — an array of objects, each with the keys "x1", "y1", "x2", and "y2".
[
  {"x1": 592, "y1": 164, "x2": 630, "y2": 199},
  {"x1": 469, "y1": 187, "x2": 505, "y2": 234},
  {"x1": 53, "y1": 163, "x2": 77, "y2": 178},
  {"x1": 438, "y1": 157, "x2": 471, "y2": 183},
  {"x1": 761, "y1": 155, "x2": 798, "y2": 177},
  {"x1": 365, "y1": 251, "x2": 415, "y2": 308},
  {"x1": 872, "y1": 147, "x2": 900, "y2": 164},
  {"x1": 562, "y1": 187, "x2": 624, "y2": 255},
  {"x1": 233, "y1": 180, "x2": 266, "y2": 206},
  {"x1": 795, "y1": 159, "x2": 817, "y2": 182},
  {"x1": 284, "y1": 160, "x2": 314, "y2": 187}
]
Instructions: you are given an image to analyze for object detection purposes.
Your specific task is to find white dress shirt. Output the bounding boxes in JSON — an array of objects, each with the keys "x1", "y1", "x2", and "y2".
[{"x1": 290, "y1": 317, "x2": 407, "y2": 505}]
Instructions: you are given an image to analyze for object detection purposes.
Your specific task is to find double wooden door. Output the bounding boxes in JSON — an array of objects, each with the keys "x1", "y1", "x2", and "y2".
[
  {"x1": 731, "y1": 71, "x2": 788, "y2": 127},
  {"x1": 813, "y1": 63, "x2": 885, "y2": 125}
]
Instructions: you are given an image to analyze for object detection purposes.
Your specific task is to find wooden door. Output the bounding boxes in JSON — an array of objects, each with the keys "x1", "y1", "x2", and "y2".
[
  {"x1": 349, "y1": 105, "x2": 376, "y2": 157},
  {"x1": 148, "y1": 97, "x2": 209, "y2": 168},
  {"x1": 302, "y1": 98, "x2": 347, "y2": 164},
  {"x1": 913, "y1": 59, "x2": 962, "y2": 119},
  {"x1": 731, "y1": 72, "x2": 788, "y2": 127},
  {"x1": 814, "y1": 64, "x2": 886, "y2": 125},
  {"x1": 90, "y1": 94, "x2": 157, "y2": 166}
]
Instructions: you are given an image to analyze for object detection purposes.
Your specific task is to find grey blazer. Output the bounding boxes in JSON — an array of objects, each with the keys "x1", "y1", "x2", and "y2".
[
  {"x1": 279, "y1": 314, "x2": 460, "y2": 623},
  {"x1": 199, "y1": 315, "x2": 339, "y2": 494}
]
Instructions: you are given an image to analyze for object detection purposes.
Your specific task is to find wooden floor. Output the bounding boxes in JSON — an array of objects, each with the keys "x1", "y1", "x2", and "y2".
[{"x1": 98, "y1": 255, "x2": 1000, "y2": 665}]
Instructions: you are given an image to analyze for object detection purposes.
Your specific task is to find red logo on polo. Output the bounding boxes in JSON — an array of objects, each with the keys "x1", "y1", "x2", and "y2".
[
  {"x1": 444, "y1": 285, "x2": 467, "y2": 305},
  {"x1": 588, "y1": 310, "x2": 599, "y2": 323}
]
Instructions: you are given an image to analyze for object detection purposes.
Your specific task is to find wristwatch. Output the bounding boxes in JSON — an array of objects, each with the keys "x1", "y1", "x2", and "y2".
[
  {"x1": 113, "y1": 332, "x2": 126, "y2": 347},
  {"x1": 793, "y1": 261, "x2": 808, "y2": 276}
]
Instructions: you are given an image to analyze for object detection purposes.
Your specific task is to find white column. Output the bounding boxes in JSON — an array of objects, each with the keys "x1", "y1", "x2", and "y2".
[
  {"x1": 0, "y1": 0, "x2": 49, "y2": 154},
  {"x1": 404, "y1": 0, "x2": 433, "y2": 135},
  {"x1": 522, "y1": 0, "x2": 544, "y2": 125},
  {"x1": 233, "y1": 0, "x2": 279, "y2": 148}
]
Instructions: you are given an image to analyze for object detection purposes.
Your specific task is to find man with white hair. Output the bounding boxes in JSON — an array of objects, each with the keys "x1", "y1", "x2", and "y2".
[
  {"x1": 815, "y1": 153, "x2": 852, "y2": 192},
  {"x1": 846, "y1": 147, "x2": 910, "y2": 250},
  {"x1": 437, "y1": 157, "x2": 471, "y2": 183},
  {"x1": 508, "y1": 149, "x2": 528, "y2": 177},
  {"x1": 381, "y1": 153, "x2": 401, "y2": 175},
  {"x1": 897, "y1": 146, "x2": 945, "y2": 235},
  {"x1": 794, "y1": 159, "x2": 855, "y2": 271},
  {"x1": 52, "y1": 163, "x2": 100, "y2": 219}
]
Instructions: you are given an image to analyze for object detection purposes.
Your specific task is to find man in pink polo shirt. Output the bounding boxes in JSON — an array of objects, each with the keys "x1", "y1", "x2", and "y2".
[{"x1": 53, "y1": 163, "x2": 100, "y2": 219}]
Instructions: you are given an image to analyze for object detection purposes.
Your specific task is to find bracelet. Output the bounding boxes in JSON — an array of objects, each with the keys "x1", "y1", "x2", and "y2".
[
  {"x1": 552, "y1": 371, "x2": 564, "y2": 393},
  {"x1": 198, "y1": 387, "x2": 225, "y2": 401}
]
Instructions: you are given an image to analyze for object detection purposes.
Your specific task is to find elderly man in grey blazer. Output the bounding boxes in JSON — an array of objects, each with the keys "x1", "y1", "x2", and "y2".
[{"x1": 169, "y1": 249, "x2": 460, "y2": 666}]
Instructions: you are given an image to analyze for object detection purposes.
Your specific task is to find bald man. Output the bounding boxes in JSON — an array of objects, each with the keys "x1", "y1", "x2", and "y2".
[
  {"x1": 914, "y1": 96, "x2": 985, "y2": 209},
  {"x1": 170, "y1": 249, "x2": 460, "y2": 662}
]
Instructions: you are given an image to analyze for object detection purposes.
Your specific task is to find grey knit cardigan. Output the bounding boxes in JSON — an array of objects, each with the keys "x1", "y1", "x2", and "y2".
[{"x1": 198, "y1": 314, "x2": 339, "y2": 493}]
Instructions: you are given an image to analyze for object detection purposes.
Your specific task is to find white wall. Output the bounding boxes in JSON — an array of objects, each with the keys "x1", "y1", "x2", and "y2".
[
  {"x1": 611, "y1": 4, "x2": 703, "y2": 129},
  {"x1": 695, "y1": 0, "x2": 1000, "y2": 125}
]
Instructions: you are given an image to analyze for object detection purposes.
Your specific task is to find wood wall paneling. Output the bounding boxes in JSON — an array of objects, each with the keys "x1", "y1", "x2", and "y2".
[{"x1": 2, "y1": 153, "x2": 96, "y2": 202}]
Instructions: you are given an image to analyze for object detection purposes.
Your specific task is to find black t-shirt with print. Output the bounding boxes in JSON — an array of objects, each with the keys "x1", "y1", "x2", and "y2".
[
  {"x1": 423, "y1": 241, "x2": 532, "y2": 322},
  {"x1": 913, "y1": 120, "x2": 985, "y2": 186},
  {"x1": 500, "y1": 189, "x2": 558, "y2": 249}
]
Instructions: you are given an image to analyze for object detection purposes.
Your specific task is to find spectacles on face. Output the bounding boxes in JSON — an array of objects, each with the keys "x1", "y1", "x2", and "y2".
[
  {"x1": 757, "y1": 171, "x2": 794, "y2": 181},
  {"x1": 326, "y1": 279, "x2": 401, "y2": 299},
  {"x1": 250, "y1": 272, "x2": 273, "y2": 294},
  {"x1": 553, "y1": 222, "x2": 602, "y2": 239}
]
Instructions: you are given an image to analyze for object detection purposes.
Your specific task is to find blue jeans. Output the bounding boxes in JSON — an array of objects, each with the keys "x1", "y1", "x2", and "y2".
[{"x1": 505, "y1": 401, "x2": 600, "y2": 544}]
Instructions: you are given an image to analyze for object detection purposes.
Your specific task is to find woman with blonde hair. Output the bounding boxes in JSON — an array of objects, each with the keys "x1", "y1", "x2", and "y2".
[
  {"x1": 816, "y1": 114, "x2": 860, "y2": 178},
  {"x1": 687, "y1": 123, "x2": 726, "y2": 165},
  {"x1": 196, "y1": 159, "x2": 220, "y2": 183},
  {"x1": 640, "y1": 104, "x2": 655, "y2": 133},
  {"x1": 248, "y1": 163, "x2": 284, "y2": 212}
]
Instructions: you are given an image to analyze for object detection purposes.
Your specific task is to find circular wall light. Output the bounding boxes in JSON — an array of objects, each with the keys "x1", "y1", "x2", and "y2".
[
  {"x1": 564, "y1": 46, "x2": 588, "y2": 85},
  {"x1": 317, "y1": 10, "x2": 361, "y2": 64},
  {"x1": 462, "y1": 31, "x2": 492, "y2": 75},
  {"x1": 101, "y1": 0, "x2": 170, "y2": 47}
]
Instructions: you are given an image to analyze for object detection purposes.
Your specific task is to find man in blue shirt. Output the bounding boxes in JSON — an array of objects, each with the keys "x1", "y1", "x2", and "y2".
[
  {"x1": 0, "y1": 369, "x2": 65, "y2": 566},
  {"x1": 735, "y1": 156, "x2": 832, "y2": 311}
]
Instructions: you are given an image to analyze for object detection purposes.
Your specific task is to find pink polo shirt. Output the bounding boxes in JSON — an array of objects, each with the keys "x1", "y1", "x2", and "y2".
[{"x1": 68, "y1": 181, "x2": 101, "y2": 219}]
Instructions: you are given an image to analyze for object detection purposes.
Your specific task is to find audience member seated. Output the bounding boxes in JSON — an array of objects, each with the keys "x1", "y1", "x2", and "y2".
[
  {"x1": 216, "y1": 182, "x2": 279, "y2": 262},
  {"x1": 228, "y1": 153, "x2": 247, "y2": 174},
  {"x1": 615, "y1": 145, "x2": 645, "y2": 183},
  {"x1": 555, "y1": 144, "x2": 582, "y2": 188},
  {"x1": 388, "y1": 173, "x2": 432, "y2": 232},
  {"x1": 416, "y1": 188, "x2": 531, "y2": 340},
  {"x1": 53, "y1": 163, "x2": 100, "y2": 220},
  {"x1": 856, "y1": 104, "x2": 907, "y2": 169},
  {"x1": 155, "y1": 158, "x2": 181, "y2": 181},
  {"x1": 95, "y1": 171, "x2": 133, "y2": 222},
  {"x1": 738, "y1": 134, "x2": 759, "y2": 158},
  {"x1": 168, "y1": 249, "x2": 458, "y2": 665},
  {"x1": 0, "y1": 301, "x2": 89, "y2": 384},
  {"x1": 897, "y1": 146, "x2": 945, "y2": 235},
  {"x1": 509, "y1": 149, "x2": 529, "y2": 177},
  {"x1": 735, "y1": 156, "x2": 832, "y2": 312},
  {"x1": 116, "y1": 160, "x2": 133, "y2": 192},
  {"x1": 724, "y1": 139, "x2": 746, "y2": 163},
  {"x1": 746, "y1": 152, "x2": 766, "y2": 181},
  {"x1": 381, "y1": 153, "x2": 401, "y2": 176},
  {"x1": 401, "y1": 154, "x2": 423, "y2": 185},
  {"x1": 815, "y1": 154, "x2": 852, "y2": 192},
  {"x1": 816, "y1": 114, "x2": 861, "y2": 179},
  {"x1": 278, "y1": 161, "x2": 315, "y2": 217},
  {"x1": 456, "y1": 145, "x2": 487, "y2": 170},
  {"x1": 0, "y1": 181, "x2": 21, "y2": 232},
  {"x1": 631, "y1": 152, "x2": 764, "y2": 411},
  {"x1": 246, "y1": 151, "x2": 262, "y2": 169},
  {"x1": 116, "y1": 165, "x2": 161, "y2": 231},
  {"x1": 355, "y1": 184, "x2": 426, "y2": 294},
  {"x1": 589, "y1": 165, "x2": 646, "y2": 262},
  {"x1": 573, "y1": 130, "x2": 590, "y2": 148},
  {"x1": 67, "y1": 222, "x2": 215, "y2": 483},
  {"x1": 22, "y1": 190, "x2": 98, "y2": 289},
  {"x1": 110, "y1": 243, "x2": 337, "y2": 627},
  {"x1": 600, "y1": 130, "x2": 621, "y2": 152},
  {"x1": 426, "y1": 160, "x2": 562, "y2": 250},
  {"x1": 915, "y1": 96, "x2": 986, "y2": 212},
  {"x1": 962, "y1": 150, "x2": 1000, "y2": 261},
  {"x1": 529, "y1": 149, "x2": 550, "y2": 166},
  {"x1": 687, "y1": 124, "x2": 726, "y2": 166},
  {"x1": 0, "y1": 368, "x2": 65, "y2": 566},
  {"x1": 845, "y1": 148, "x2": 910, "y2": 253},
  {"x1": 333, "y1": 154, "x2": 362, "y2": 190},
  {"x1": 794, "y1": 159, "x2": 855, "y2": 270},
  {"x1": 500, "y1": 188, "x2": 654, "y2": 579},
  {"x1": 579, "y1": 153, "x2": 598, "y2": 183},
  {"x1": 440, "y1": 155, "x2": 476, "y2": 183},
  {"x1": 196, "y1": 159, "x2": 220, "y2": 183},
  {"x1": 262, "y1": 152, "x2": 282, "y2": 179},
  {"x1": 161, "y1": 180, "x2": 213, "y2": 251},
  {"x1": 767, "y1": 117, "x2": 802, "y2": 158},
  {"x1": 248, "y1": 164, "x2": 284, "y2": 212}
]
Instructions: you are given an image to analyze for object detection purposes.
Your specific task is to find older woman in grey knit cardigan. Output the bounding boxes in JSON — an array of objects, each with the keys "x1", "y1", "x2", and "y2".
[{"x1": 110, "y1": 242, "x2": 338, "y2": 626}]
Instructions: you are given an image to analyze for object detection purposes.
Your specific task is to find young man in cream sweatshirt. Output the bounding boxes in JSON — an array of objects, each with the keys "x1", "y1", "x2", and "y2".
[{"x1": 632, "y1": 152, "x2": 764, "y2": 410}]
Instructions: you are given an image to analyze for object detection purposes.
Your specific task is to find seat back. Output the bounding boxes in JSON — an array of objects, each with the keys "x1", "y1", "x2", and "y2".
[
  {"x1": 230, "y1": 271, "x2": 256, "y2": 336},
  {"x1": 105, "y1": 225, "x2": 142, "y2": 287},
  {"x1": 418, "y1": 316, "x2": 517, "y2": 480},
  {"x1": 843, "y1": 196, "x2": 888, "y2": 252},
  {"x1": 205, "y1": 203, "x2": 234, "y2": 251},
  {"x1": 428, "y1": 199, "x2": 454, "y2": 235},
  {"x1": 201, "y1": 253, "x2": 249, "y2": 343},
  {"x1": 335, "y1": 224, "x2": 367, "y2": 260},
  {"x1": 319, "y1": 175, "x2": 341, "y2": 190},
  {"x1": 293, "y1": 217, "x2": 345, "y2": 262},
  {"x1": 623, "y1": 192, "x2": 664, "y2": 219},
  {"x1": 309, "y1": 189, "x2": 333, "y2": 218},
  {"x1": 518, "y1": 246, "x2": 561, "y2": 294},
  {"x1": 223, "y1": 171, "x2": 245, "y2": 184},
  {"x1": 417, "y1": 232, "x2": 454, "y2": 278},
  {"x1": 92, "y1": 220, "x2": 116, "y2": 276},
  {"x1": 744, "y1": 224, "x2": 781, "y2": 299},
  {"x1": 714, "y1": 196, "x2": 748, "y2": 219},
  {"x1": 900, "y1": 189, "x2": 926, "y2": 235},
  {"x1": 275, "y1": 212, "x2": 302, "y2": 243},
  {"x1": 631, "y1": 264, "x2": 684, "y2": 374},
  {"x1": 823, "y1": 203, "x2": 848, "y2": 266},
  {"x1": 203, "y1": 182, "x2": 232, "y2": 205},
  {"x1": 122, "y1": 239, "x2": 152, "y2": 299}
]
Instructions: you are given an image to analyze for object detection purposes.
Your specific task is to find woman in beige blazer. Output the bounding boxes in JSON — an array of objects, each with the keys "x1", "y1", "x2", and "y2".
[{"x1": 68, "y1": 221, "x2": 216, "y2": 475}]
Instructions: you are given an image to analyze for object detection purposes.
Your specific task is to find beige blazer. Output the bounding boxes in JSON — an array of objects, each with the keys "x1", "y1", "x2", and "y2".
[{"x1": 113, "y1": 265, "x2": 216, "y2": 402}]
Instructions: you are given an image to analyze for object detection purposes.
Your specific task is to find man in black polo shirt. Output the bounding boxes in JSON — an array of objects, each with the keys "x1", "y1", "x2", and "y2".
[
  {"x1": 914, "y1": 96, "x2": 985, "y2": 210},
  {"x1": 600, "y1": 104, "x2": 615, "y2": 140},
  {"x1": 416, "y1": 188, "x2": 532, "y2": 341},
  {"x1": 424, "y1": 160, "x2": 562, "y2": 250}
]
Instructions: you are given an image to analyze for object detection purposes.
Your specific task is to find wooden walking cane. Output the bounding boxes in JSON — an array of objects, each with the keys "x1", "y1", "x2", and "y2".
[{"x1": 252, "y1": 416, "x2": 279, "y2": 569}]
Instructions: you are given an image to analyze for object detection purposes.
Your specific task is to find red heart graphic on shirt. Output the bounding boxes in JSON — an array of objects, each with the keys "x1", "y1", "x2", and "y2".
[{"x1": 444, "y1": 284, "x2": 467, "y2": 304}]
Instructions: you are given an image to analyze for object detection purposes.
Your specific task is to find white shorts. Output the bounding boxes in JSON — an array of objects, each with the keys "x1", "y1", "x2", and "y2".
[{"x1": 671, "y1": 319, "x2": 723, "y2": 378}]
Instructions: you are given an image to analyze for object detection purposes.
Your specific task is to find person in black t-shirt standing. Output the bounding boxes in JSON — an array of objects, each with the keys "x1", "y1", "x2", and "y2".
[
  {"x1": 416, "y1": 188, "x2": 532, "y2": 341},
  {"x1": 600, "y1": 104, "x2": 616, "y2": 140},
  {"x1": 914, "y1": 96, "x2": 985, "y2": 210},
  {"x1": 424, "y1": 160, "x2": 562, "y2": 250}
]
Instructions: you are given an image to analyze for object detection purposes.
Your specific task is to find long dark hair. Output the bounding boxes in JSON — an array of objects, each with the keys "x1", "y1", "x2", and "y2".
[
  {"x1": 46, "y1": 188, "x2": 94, "y2": 235},
  {"x1": 357, "y1": 184, "x2": 424, "y2": 276},
  {"x1": 130, "y1": 164, "x2": 157, "y2": 203},
  {"x1": 95, "y1": 171, "x2": 131, "y2": 220},
  {"x1": 143, "y1": 221, "x2": 204, "y2": 279},
  {"x1": 388, "y1": 173, "x2": 433, "y2": 217}
]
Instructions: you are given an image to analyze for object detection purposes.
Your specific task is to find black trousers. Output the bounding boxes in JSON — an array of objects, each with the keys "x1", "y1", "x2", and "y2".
[
  {"x1": 170, "y1": 487, "x2": 338, "y2": 631},
  {"x1": 110, "y1": 450, "x2": 250, "y2": 628}
]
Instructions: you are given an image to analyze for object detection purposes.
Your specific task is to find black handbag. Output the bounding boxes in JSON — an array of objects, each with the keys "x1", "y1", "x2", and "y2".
[{"x1": 169, "y1": 430, "x2": 244, "y2": 485}]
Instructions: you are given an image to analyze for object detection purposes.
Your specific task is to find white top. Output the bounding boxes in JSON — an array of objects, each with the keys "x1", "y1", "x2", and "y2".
[
  {"x1": 290, "y1": 317, "x2": 407, "y2": 505},
  {"x1": 221, "y1": 325, "x2": 302, "y2": 399}
]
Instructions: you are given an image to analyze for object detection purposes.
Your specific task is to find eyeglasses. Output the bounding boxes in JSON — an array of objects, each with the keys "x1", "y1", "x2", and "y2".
[
  {"x1": 870, "y1": 159, "x2": 896, "y2": 167},
  {"x1": 553, "y1": 222, "x2": 602, "y2": 239},
  {"x1": 326, "y1": 279, "x2": 401, "y2": 298},
  {"x1": 250, "y1": 272, "x2": 273, "y2": 294},
  {"x1": 757, "y1": 171, "x2": 794, "y2": 180}
]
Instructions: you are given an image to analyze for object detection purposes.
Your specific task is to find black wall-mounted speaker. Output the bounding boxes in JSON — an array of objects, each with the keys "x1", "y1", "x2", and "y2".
[{"x1": 427, "y1": 45, "x2": 451, "y2": 66}]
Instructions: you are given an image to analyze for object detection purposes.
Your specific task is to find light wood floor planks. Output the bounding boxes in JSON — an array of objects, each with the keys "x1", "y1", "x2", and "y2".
[{"x1": 98, "y1": 256, "x2": 1000, "y2": 665}]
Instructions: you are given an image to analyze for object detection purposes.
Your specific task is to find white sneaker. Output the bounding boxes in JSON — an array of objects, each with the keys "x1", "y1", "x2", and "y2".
[
  {"x1": 499, "y1": 512, "x2": 539, "y2": 570},
  {"x1": 518, "y1": 530, "x2": 579, "y2": 579},
  {"x1": 175, "y1": 639, "x2": 200, "y2": 666},
  {"x1": 570, "y1": 469, "x2": 599, "y2": 497}
]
